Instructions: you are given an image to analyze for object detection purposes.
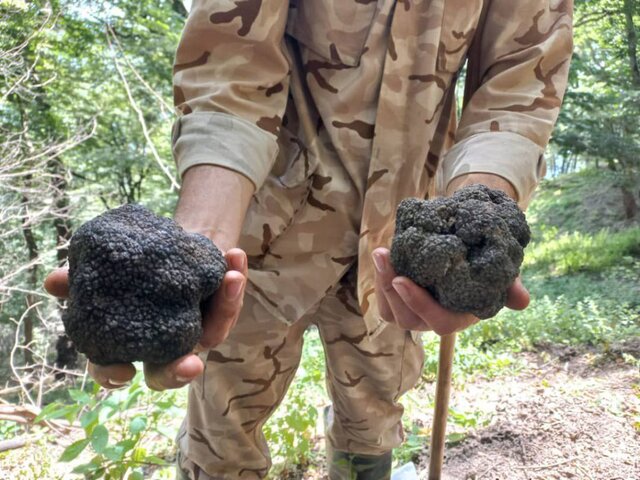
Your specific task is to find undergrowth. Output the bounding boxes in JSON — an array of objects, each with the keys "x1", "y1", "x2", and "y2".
[{"x1": 4, "y1": 169, "x2": 638, "y2": 477}]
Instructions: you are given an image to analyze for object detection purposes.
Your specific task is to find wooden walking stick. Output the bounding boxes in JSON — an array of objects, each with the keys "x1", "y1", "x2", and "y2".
[{"x1": 428, "y1": 332, "x2": 456, "y2": 480}]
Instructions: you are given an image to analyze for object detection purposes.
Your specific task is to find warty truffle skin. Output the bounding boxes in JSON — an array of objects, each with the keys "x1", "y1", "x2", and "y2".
[
  {"x1": 390, "y1": 184, "x2": 530, "y2": 319},
  {"x1": 63, "y1": 204, "x2": 227, "y2": 365}
]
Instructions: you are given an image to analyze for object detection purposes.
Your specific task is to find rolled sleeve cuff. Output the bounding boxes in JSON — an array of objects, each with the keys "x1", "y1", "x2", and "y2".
[
  {"x1": 172, "y1": 112, "x2": 278, "y2": 190},
  {"x1": 440, "y1": 131, "x2": 546, "y2": 208}
]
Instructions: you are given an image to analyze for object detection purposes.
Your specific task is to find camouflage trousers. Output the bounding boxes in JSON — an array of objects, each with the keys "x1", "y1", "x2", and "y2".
[{"x1": 176, "y1": 270, "x2": 424, "y2": 479}]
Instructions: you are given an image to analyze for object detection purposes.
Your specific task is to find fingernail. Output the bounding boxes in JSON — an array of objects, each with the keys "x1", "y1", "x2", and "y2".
[
  {"x1": 392, "y1": 280, "x2": 409, "y2": 301},
  {"x1": 372, "y1": 252, "x2": 386, "y2": 274},
  {"x1": 176, "y1": 376, "x2": 191, "y2": 383},
  {"x1": 225, "y1": 280, "x2": 243, "y2": 301},
  {"x1": 231, "y1": 254, "x2": 245, "y2": 272},
  {"x1": 108, "y1": 378, "x2": 128, "y2": 386}
]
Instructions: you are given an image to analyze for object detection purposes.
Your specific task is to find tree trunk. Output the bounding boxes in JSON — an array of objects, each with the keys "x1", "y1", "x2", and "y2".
[
  {"x1": 20, "y1": 194, "x2": 39, "y2": 365},
  {"x1": 621, "y1": 185, "x2": 638, "y2": 218},
  {"x1": 48, "y1": 158, "x2": 78, "y2": 373},
  {"x1": 624, "y1": 0, "x2": 640, "y2": 88}
]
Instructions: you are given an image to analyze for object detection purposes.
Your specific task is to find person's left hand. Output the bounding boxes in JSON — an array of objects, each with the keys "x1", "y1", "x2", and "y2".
[{"x1": 372, "y1": 248, "x2": 530, "y2": 336}]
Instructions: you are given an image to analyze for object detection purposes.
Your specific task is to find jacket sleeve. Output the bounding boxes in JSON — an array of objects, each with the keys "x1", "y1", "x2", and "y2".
[
  {"x1": 441, "y1": 0, "x2": 573, "y2": 207},
  {"x1": 172, "y1": 0, "x2": 290, "y2": 190}
]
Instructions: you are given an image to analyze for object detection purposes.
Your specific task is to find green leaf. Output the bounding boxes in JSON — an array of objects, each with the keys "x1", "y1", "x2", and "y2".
[
  {"x1": 90, "y1": 424, "x2": 109, "y2": 453},
  {"x1": 446, "y1": 432, "x2": 467, "y2": 445},
  {"x1": 132, "y1": 446, "x2": 147, "y2": 462},
  {"x1": 128, "y1": 470, "x2": 144, "y2": 480},
  {"x1": 71, "y1": 462, "x2": 99, "y2": 474},
  {"x1": 69, "y1": 389, "x2": 91, "y2": 404},
  {"x1": 60, "y1": 438, "x2": 90, "y2": 462},
  {"x1": 98, "y1": 405, "x2": 116, "y2": 423},
  {"x1": 116, "y1": 438, "x2": 137, "y2": 453},
  {"x1": 129, "y1": 415, "x2": 147, "y2": 434},
  {"x1": 80, "y1": 408, "x2": 100, "y2": 431},
  {"x1": 102, "y1": 445, "x2": 126, "y2": 462},
  {"x1": 146, "y1": 455, "x2": 169, "y2": 466},
  {"x1": 34, "y1": 402, "x2": 64, "y2": 422},
  {"x1": 35, "y1": 403, "x2": 80, "y2": 423},
  {"x1": 122, "y1": 388, "x2": 145, "y2": 410}
]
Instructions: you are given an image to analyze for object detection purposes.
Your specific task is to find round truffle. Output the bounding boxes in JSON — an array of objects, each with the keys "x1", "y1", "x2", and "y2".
[
  {"x1": 63, "y1": 204, "x2": 227, "y2": 365},
  {"x1": 390, "y1": 184, "x2": 530, "y2": 319}
]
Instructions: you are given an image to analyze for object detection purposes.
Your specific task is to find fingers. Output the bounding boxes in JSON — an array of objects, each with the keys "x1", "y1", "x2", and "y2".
[
  {"x1": 373, "y1": 248, "x2": 478, "y2": 335},
  {"x1": 88, "y1": 362, "x2": 136, "y2": 389},
  {"x1": 43, "y1": 268, "x2": 70, "y2": 298},
  {"x1": 199, "y1": 248, "x2": 248, "y2": 349},
  {"x1": 88, "y1": 355, "x2": 205, "y2": 392},
  {"x1": 391, "y1": 276, "x2": 478, "y2": 335},
  {"x1": 373, "y1": 248, "x2": 428, "y2": 331},
  {"x1": 144, "y1": 354, "x2": 205, "y2": 391},
  {"x1": 225, "y1": 248, "x2": 248, "y2": 276},
  {"x1": 505, "y1": 277, "x2": 530, "y2": 310}
]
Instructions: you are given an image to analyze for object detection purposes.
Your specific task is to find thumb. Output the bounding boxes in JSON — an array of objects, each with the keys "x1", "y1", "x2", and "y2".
[{"x1": 44, "y1": 268, "x2": 70, "y2": 298}]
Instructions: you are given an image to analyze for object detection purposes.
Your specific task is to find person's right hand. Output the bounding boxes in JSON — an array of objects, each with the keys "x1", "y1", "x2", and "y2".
[{"x1": 44, "y1": 248, "x2": 248, "y2": 391}]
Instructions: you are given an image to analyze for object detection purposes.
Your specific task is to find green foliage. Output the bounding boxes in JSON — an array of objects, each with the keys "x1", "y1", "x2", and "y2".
[
  {"x1": 473, "y1": 294, "x2": 639, "y2": 350},
  {"x1": 524, "y1": 227, "x2": 640, "y2": 275},
  {"x1": 553, "y1": 0, "x2": 640, "y2": 182},
  {"x1": 394, "y1": 393, "x2": 490, "y2": 465},
  {"x1": 422, "y1": 334, "x2": 519, "y2": 383},
  {"x1": 0, "y1": 0, "x2": 184, "y2": 333},
  {"x1": 527, "y1": 169, "x2": 637, "y2": 235},
  {"x1": 35, "y1": 372, "x2": 184, "y2": 479}
]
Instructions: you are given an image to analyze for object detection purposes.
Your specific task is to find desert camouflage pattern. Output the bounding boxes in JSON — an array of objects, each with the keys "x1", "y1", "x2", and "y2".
[
  {"x1": 175, "y1": 268, "x2": 424, "y2": 479},
  {"x1": 172, "y1": 0, "x2": 573, "y2": 476},
  {"x1": 172, "y1": 0, "x2": 573, "y2": 334}
]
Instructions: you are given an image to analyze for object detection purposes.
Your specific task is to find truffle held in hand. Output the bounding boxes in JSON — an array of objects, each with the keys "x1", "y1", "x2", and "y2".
[
  {"x1": 63, "y1": 204, "x2": 226, "y2": 365},
  {"x1": 390, "y1": 184, "x2": 530, "y2": 319}
]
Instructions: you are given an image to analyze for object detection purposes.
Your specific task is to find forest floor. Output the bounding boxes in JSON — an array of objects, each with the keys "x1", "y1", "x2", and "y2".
[
  {"x1": 285, "y1": 343, "x2": 640, "y2": 480},
  {"x1": 2, "y1": 344, "x2": 638, "y2": 480},
  {"x1": 422, "y1": 343, "x2": 640, "y2": 480}
]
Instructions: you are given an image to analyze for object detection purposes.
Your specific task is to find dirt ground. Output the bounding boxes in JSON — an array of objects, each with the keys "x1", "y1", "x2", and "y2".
[
  {"x1": 413, "y1": 345, "x2": 640, "y2": 480},
  {"x1": 1, "y1": 346, "x2": 638, "y2": 479}
]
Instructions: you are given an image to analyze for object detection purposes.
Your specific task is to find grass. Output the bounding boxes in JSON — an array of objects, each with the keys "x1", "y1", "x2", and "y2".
[
  {"x1": 527, "y1": 168, "x2": 638, "y2": 234},
  {"x1": 524, "y1": 227, "x2": 640, "y2": 276}
]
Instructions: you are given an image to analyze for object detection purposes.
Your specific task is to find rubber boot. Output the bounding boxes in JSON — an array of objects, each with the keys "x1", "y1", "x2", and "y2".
[
  {"x1": 327, "y1": 448, "x2": 393, "y2": 480},
  {"x1": 325, "y1": 405, "x2": 393, "y2": 480}
]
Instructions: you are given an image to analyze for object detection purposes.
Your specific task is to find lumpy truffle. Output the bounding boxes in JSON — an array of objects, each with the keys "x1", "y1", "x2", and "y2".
[
  {"x1": 63, "y1": 204, "x2": 226, "y2": 365},
  {"x1": 390, "y1": 184, "x2": 530, "y2": 319}
]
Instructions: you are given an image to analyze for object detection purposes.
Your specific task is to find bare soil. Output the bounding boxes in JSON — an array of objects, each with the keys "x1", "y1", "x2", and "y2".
[{"x1": 416, "y1": 346, "x2": 640, "y2": 480}]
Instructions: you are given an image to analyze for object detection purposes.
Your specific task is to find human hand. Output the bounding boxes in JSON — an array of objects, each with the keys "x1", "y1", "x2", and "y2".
[
  {"x1": 372, "y1": 248, "x2": 529, "y2": 335},
  {"x1": 43, "y1": 247, "x2": 248, "y2": 391}
]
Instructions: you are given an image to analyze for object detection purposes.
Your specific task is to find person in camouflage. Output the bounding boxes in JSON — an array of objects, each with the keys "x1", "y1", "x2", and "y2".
[{"x1": 45, "y1": 0, "x2": 573, "y2": 478}]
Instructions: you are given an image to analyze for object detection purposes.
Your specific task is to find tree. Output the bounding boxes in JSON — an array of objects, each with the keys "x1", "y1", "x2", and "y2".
[
  {"x1": 553, "y1": 0, "x2": 640, "y2": 217},
  {"x1": 0, "y1": 0, "x2": 186, "y2": 381}
]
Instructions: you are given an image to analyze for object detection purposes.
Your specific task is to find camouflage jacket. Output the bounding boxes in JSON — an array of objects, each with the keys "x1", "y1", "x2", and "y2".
[{"x1": 172, "y1": 0, "x2": 573, "y2": 332}]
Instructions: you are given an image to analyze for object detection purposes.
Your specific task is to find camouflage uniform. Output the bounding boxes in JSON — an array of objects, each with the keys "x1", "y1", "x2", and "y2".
[{"x1": 172, "y1": 0, "x2": 573, "y2": 477}]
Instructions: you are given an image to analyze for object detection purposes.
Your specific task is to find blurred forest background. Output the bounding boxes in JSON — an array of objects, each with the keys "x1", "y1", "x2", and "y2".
[{"x1": 0, "y1": 0, "x2": 639, "y2": 479}]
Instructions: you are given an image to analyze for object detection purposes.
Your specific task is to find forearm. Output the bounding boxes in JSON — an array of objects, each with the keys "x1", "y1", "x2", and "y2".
[{"x1": 174, "y1": 165, "x2": 254, "y2": 252}]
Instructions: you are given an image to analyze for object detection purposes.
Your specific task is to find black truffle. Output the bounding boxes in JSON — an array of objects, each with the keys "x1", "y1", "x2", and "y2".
[
  {"x1": 63, "y1": 204, "x2": 226, "y2": 365},
  {"x1": 390, "y1": 184, "x2": 530, "y2": 319}
]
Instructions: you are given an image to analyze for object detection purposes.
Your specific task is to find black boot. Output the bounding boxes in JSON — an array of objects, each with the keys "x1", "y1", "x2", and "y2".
[{"x1": 327, "y1": 448, "x2": 393, "y2": 480}]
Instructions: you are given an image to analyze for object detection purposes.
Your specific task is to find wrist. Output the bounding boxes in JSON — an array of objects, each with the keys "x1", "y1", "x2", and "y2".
[
  {"x1": 174, "y1": 164, "x2": 254, "y2": 253},
  {"x1": 446, "y1": 173, "x2": 517, "y2": 201}
]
